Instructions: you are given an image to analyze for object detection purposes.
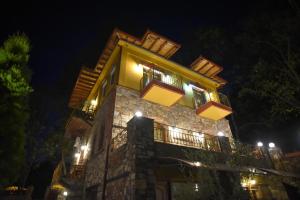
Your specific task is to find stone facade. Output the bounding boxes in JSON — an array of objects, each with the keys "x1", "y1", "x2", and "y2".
[
  {"x1": 85, "y1": 89, "x2": 116, "y2": 199},
  {"x1": 113, "y1": 86, "x2": 232, "y2": 138}
]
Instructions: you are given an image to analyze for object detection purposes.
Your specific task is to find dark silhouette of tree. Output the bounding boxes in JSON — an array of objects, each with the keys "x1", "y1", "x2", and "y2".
[{"x1": 0, "y1": 33, "x2": 32, "y2": 187}]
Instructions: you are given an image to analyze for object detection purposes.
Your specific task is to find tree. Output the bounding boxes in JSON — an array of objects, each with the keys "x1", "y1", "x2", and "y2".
[
  {"x1": 0, "y1": 33, "x2": 33, "y2": 188},
  {"x1": 175, "y1": 1, "x2": 300, "y2": 148}
]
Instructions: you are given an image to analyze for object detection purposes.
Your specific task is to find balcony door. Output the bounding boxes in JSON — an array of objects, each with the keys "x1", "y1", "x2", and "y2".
[{"x1": 193, "y1": 88, "x2": 207, "y2": 109}]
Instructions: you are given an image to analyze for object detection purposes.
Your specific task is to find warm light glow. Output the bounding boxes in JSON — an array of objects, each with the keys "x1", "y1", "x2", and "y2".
[
  {"x1": 81, "y1": 145, "x2": 87, "y2": 151},
  {"x1": 75, "y1": 153, "x2": 80, "y2": 158},
  {"x1": 268, "y1": 142, "x2": 275, "y2": 148},
  {"x1": 241, "y1": 178, "x2": 256, "y2": 188},
  {"x1": 257, "y1": 141, "x2": 263, "y2": 147},
  {"x1": 135, "y1": 111, "x2": 143, "y2": 117},
  {"x1": 183, "y1": 83, "x2": 193, "y2": 93},
  {"x1": 63, "y1": 191, "x2": 68, "y2": 196},
  {"x1": 217, "y1": 131, "x2": 224, "y2": 137},
  {"x1": 194, "y1": 162, "x2": 201, "y2": 167},
  {"x1": 135, "y1": 64, "x2": 143, "y2": 74},
  {"x1": 91, "y1": 99, "x2": 97, "y2": 106},
  {"x1": 249, "y1": 179, "x2": 256, "y2": 185},
  {"x1": 194, "y1": 183, "x2": 199, "y2": 192}
]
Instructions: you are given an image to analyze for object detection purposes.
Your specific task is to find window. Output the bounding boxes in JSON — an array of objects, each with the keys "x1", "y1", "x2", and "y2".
[
  {"x1": 101, "y1": 80, "x2": 107, "y2": 97},
  {"x1": 98, "y1": 124, "x2": 105, "y2": 151},
  {"x1": 110, "y1": 65, "x2": 116, "y2": 85},
  {"x1": 192, "y1": 88, "x2": 207, "y2": 108}
]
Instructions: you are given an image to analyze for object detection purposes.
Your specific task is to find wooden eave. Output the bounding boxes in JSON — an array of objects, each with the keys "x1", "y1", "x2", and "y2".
[
  {"x1": 69, "y1": 28, "x2": 182, "y2": 108},
  {"x1": 190, "y1": 56, "x2": 226, "y2": 87},
  {"x1": 68, "y1": 68, "x2": 100, "y2": 108}
]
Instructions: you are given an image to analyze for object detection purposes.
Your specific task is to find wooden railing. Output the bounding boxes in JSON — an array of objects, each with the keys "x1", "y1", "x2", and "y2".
[{"x1": 154, "y1": 122, "x2": 221, "y2": 152}]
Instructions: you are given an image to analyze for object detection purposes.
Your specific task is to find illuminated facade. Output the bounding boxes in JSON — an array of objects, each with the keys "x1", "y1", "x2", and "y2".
[{"x1": 47, "y1": 29, "x2": 299, "y2": 200}]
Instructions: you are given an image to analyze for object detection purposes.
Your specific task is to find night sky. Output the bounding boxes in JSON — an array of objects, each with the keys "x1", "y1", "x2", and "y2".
[
  {"x1": 1, "y1": 0, "x2": 297, "y2": 197},
  {"x1": 2, "y1": 0, "x2": 296, "y2": 150}
]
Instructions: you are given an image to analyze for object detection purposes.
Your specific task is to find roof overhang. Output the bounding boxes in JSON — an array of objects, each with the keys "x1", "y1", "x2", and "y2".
[
  {"x1": 68, "y1": 29, "x2": 181, "y2": 108},
  {"x1": 190, "y1": 56, "x2": 227, "y2": 87},
  {"x1": 68, "y1": 68, "x2": 100, "y2": 108}
]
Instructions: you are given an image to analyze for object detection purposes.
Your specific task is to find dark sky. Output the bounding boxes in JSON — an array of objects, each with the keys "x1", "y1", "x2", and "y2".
[
  {"x1": 2, "y1": 0, "x2": 260, "y2": 85},
  {"x1": 1, "y1": 0, "x2": 295, "y2": 141}
]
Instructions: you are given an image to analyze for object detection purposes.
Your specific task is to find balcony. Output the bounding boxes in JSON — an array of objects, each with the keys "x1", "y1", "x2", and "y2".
[
  {"x1": 140, "y1": 67, "x2": 185, "y2": 106},
  {"x1": 154, "y1": 122, "x2": 221, "y2": 152},
  {"x1": 195, "y1": 91, "x2": 232, "y2": 120}
]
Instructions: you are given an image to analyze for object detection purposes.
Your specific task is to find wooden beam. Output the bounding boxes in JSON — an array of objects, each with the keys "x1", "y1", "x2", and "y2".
[
  {"x1": 76, "y1": 82, "x2": 93, "y2": 88},
  {"x1": 148, "y1": 37, "x2": 160, "y2": 51},
  {"x1": 196, "y1": 61, "x2": 210, "y2": 72},
  {"x1": 165, "y1": 45, "x2": 177, "y2": 58},
  {"x1": 201, "y1": 65, "x2": 215, "y2": 76},
  {"x1": 156, "y1": 40, "x2": 168, "y2": 53},
  {"x1": 78, "y1": 79, "x2": 95, "y2": 85}
]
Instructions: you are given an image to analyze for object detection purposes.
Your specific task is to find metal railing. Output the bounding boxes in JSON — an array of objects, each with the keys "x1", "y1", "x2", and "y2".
[
  {"x1": 154, "y1": 122, "x2": 221, "y2": 152},
  {"x1": 218, "y1": 93, "x2": 231, "y2": 107},
  {"x1": 111, "y1": 128, "x2": 127, "y2": 151},
  {"x1": 140, "y1": 67, "x2": 183, "y2": 91},
  {"x1": 69, "y1": 164, "x2": 85, "y2": 179},
  {"x1": 193, "y1": 90, "x2": 232, "y2": 109}
]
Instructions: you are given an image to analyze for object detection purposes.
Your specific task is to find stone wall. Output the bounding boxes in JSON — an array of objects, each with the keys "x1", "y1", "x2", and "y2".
[
  {"x1": 85, "y1": 89, "x2": 116, "y2": 199},
  {"x1": 105, "y1": 117, "x2": 156, "y2": 200},
  {"x1": 113, "y1": 86, "x2": 232, "y2": 138}
]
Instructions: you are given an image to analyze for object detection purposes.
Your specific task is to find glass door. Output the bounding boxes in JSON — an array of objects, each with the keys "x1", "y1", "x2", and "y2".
[{"x1": 193, "y1": 88, "x2": 207, "y2": 109}]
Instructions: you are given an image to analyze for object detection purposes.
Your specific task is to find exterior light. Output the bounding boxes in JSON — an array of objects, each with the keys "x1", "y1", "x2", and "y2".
[
  {"x1": 257, "y1": 141, "x2": 263, "y2": 147},
  {"x1": 135, "y1": 111, "x2": 143, "y2": 117},
  {"x1": 91, "y1": 100, "x2": 97, "y2": 106},
  {"x1": 63, "y1": 191, "x2": 68, "y2": 196},
  {"x1": 217, "y1": 131, "x2": 224, "y2": 137},
  {"x1": 241, "y1": 182, "x2": 247, "y2": 187},
  {"x1": 81, "y1": 145, "x2": 87, "y2": 151},
  {"x1": 249, "y1": 179, "x2": 256, "y2": 185},
  {"x1": 135, "y1": 64, "x2": 143, "y2": 74},
  {"x1": 194, "y1": 183, "x2": 199, "y2": 192},
  {"x1": 268, "y1": 142, "x2": 275, "y2": 148},
  {"x1": 75, "y1": 153, "x2": 80, "y2": 158},
  {"x1": 194, "y1": 162, "x2": 201, "y2": 167}
]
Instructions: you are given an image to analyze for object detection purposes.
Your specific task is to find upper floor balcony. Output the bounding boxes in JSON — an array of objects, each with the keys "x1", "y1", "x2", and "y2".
[
  {"x1": 194, "y1": 89, "x2": 232, "y2": 120},
  {"x1": 140, "y1": 66, "x2": 185, "y2": 106}
]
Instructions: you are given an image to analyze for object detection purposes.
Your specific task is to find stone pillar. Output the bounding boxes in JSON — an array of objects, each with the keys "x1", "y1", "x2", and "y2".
[
  {"x1": 218, "y1": 136, "x2": 231, "y2": 154},
  {"x1": 127, "y1": 116, "x2": 156, "y2": 200}
]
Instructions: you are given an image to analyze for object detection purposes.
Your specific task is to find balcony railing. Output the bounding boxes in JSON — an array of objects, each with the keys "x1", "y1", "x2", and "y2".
[
  {"x1": 140, "y1": 67, "x2": 183, "y2": 91},
  {"x1": 69, "y1": 164, "x2": 85, "y2": 179},
  {"x1": 218, "y1": 93, "x2": 231, "y2": 107},
  {"x1": 154, "y1": 122, "x2": 221, "y2": 152}
]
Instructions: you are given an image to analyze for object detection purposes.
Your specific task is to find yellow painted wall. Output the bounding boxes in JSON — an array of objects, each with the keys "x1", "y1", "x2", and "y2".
[
  {"x1": 87, "y1": 45, "x2": 121, "y2": 106},
  {"x1": 118, "y1": 43, "x2": 221, "y2": 108},
  {"x1": 89, "y1": 40, "x2": 223, "y2": 110}
]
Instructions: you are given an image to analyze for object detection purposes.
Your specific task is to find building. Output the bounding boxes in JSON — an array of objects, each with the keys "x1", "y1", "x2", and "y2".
[{"x1": 47, "y1": 29, "x2": 299, "y2": 200}]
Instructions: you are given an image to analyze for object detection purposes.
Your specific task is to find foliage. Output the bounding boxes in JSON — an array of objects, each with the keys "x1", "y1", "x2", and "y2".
[
  {"x1": 175, "y1": 2, "x2": 300, "y2": 146},
  {"x1": 178, "y1": 140, "x2": 265, "y2": 199},
  {"x1": 19, "y1": 89, "x2": 70, "y2": 187},
  {"x1": 0, "y1": 33, "x2": 32, "y2": 188}
]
